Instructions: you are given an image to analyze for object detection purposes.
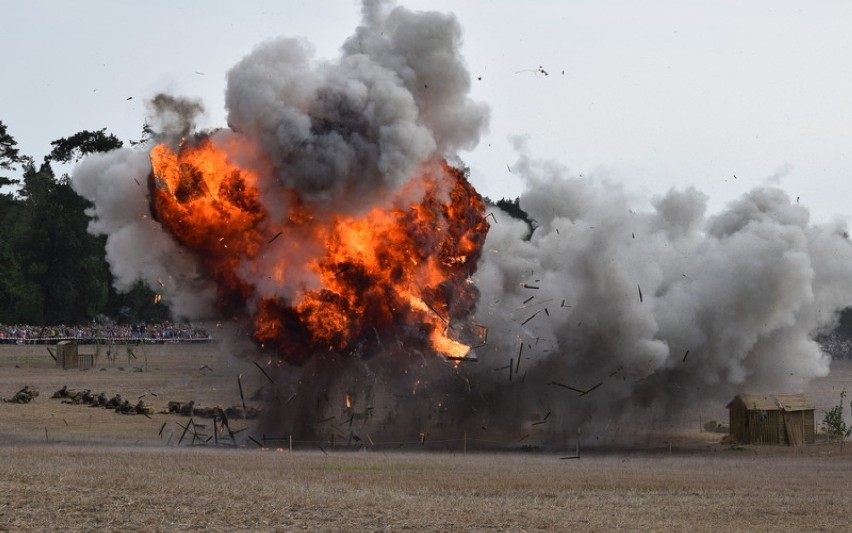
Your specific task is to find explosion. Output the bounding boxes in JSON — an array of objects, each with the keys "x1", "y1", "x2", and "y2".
[
  {"x1": 71, "y1": 0, "x2": 852, "y2": 447},
  {"x1": 148, "y1": 137, "x2": 487, "y2": 363}
]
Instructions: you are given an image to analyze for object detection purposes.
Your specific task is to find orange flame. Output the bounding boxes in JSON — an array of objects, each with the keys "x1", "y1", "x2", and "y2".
[{"x1": 149, "y1": 134, "x2": 488, "y2": 363}]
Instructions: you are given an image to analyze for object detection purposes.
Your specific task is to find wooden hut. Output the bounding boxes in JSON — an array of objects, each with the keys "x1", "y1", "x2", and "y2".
[
  {"x1": 727, "y1": 393, "x2": 815, "y2": 446},
  {"x1": 55, "y1": 341, "x2": 79, "y2": 369},
  {"x1": 54, "y1": 341, "x2": 96, "y2": 370}
]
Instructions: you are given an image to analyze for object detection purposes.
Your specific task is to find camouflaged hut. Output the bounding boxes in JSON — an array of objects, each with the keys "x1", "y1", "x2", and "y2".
[{"x1": 727, "y1": 393, "x2": 815, "y2": 446}]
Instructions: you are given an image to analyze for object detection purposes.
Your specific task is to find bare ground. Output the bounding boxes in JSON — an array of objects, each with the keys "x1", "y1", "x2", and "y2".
[{"x1": 1, "y1": 344, "x2": 851, "y2": 531}]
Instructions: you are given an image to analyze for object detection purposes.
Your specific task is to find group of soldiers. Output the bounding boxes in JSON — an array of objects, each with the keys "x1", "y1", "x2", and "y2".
[
  {"x1": 51, "y1": 385, "x2": 153, "y2": 415},
  {"x1": 3, "y1": 385, "x2": 39, "y2": 404}
]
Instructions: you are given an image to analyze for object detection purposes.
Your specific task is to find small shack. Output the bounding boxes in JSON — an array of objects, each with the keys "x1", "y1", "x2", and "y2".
[
  {"x1": 54, "y1": 341, "x2": 96, "y2": 370},
  {"x1": 727, "y1": 393, "x2": 815, "y2": 446}
]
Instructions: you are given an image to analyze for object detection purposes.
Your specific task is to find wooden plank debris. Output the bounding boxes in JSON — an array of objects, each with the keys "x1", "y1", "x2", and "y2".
[
  {"x1": 682, "y1": 350, "x2": 690, "y2": 363},
  {"x1": 638, "y1": 284, "x2": 643, "y2": 303},
  {"x1": 267, "y1": 231, "x2": 283, "y2": 244},
  {"x1": 550, "y1": 380, "x2": 603, "y2": 397},
  {"x1": 178, "y1": 418, "x2": 194, "y2": 445},
  {"x1": 253, "y1": 361, "x2": 274, "y2": 384},
  {"x1": 446, "y1": 354, "x2": 477, "y2": 363},
  {"x1": 516, "y1": 343, "x2": 523, "y2": 373},
  {"x1": 532, "y1": 411, "x2": 551, "y2": 426},
  {"x1": 521, "y1": 310, "x2": 541, "y2": 325},
  {"x1": 237, "y1": 373, "x2": 246, "y2": 410}
]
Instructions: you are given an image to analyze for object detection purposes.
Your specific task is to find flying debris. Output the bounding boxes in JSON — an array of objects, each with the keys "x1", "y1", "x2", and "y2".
[
  {"x1": 67, "y1": 0, "x2": 852, "y2": 450},
  {"x1": 521, "y1": 311, "x2": 541, "y2": 326},
  {"x1": 549, "y1": 381, "x2": 603, "y2": 397}
]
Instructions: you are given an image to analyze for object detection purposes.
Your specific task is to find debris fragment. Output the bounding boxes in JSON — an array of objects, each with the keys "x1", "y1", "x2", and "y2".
[
  {"x1": 237, "y1": 373, "x2": 246, "y2": 410},
  {"x1": 253, "y1": 361, "x2": 274, "y2": 384},
  {"x1": 521, "y1": 311, "x2": 541, "y2": 325},
  {"x1": 267, "y1": 231, "x2": 283, "y2": 244},
  {"x1": 682, "y1": 350, "x2": 690, "y2": 363},
  {"x1": 638, "y1": 284, "x2": 643, "y2": 303}
]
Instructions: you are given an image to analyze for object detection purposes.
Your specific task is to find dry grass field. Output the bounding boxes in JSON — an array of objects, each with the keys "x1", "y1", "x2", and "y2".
[{"x1": 1, "y1": 344, "x2": 852, "y2": 531}]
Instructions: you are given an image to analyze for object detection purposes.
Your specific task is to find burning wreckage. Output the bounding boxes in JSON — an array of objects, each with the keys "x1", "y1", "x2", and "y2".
[{"x1": 145, "y1": 135, "x2": 493, "y2": 446}]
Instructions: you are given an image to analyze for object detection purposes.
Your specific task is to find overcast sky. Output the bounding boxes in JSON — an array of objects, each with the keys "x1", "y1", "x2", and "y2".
[{"x1": 2, "y1": 0, "x2": 851, "y2": 223}]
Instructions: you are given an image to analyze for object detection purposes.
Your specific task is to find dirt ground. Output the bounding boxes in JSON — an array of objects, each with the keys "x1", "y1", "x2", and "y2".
[{"x1": 1, "y1": 344, "x2": 851, "y2": 531}]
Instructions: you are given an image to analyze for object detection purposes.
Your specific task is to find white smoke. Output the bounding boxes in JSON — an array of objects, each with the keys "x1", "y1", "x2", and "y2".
[
  {"x1": 71, "y1": 148, "x2": 218, "y2": 319},
  {"x1": 467, "y1": 141, "x2": 852, "y2": 441}
]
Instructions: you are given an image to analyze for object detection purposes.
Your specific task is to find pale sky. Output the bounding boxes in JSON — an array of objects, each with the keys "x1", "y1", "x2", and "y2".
[{"x1": 3, "y1": 0, "x2": 851, "y2": 223}]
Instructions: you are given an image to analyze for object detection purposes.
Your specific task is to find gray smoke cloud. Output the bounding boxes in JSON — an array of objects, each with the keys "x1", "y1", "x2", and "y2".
[
  {"x1": 463, "y1": 140, "x2": 852, "y2": 444},
  {"x1": 69, "y1": 0, "x2": 852, "y2": 448},
  {"x1": 225, "y1": 0, "x2": 487, "y2": 206}
]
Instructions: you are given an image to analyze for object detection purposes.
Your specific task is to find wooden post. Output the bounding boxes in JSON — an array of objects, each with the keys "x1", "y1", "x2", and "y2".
[
  {"x1": 289, "y1": 434, "x2": 293, "y2": 453},
  {"x1": 463, "y1": 431, "x2": 467, "y2": 455}
]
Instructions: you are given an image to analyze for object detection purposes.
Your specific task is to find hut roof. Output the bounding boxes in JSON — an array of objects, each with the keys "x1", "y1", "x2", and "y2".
[{"x1": 727, "y1": 393, "x2": 814, "y2": 412}]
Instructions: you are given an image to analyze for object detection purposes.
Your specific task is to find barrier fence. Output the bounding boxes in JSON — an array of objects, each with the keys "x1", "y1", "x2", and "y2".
[{"x1": 0, "y1": 336, "x2": 214, "y2": 345}]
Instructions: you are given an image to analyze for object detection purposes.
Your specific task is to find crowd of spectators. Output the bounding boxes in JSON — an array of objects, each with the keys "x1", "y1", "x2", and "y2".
[{"x1": 0, "y1": 322, "x2": 211, "y2": 344}]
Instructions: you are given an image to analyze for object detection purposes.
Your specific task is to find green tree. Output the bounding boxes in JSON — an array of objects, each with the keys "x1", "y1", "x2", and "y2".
[
  {"x1": 48, "y1": 128, "x2": 122, "y2": 163},
  {"x1": 822, "y1": 389, "x2": 851, "y2": 450},
  {"x1": 0, "y1": 120, "x2": 21, "y2": 181},
  {"x1": 4, "y1": 159, "x2": 110, "y2": 324}
]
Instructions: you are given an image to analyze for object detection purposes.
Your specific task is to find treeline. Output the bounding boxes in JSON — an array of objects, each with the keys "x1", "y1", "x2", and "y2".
[{"x1": 0, "y1": 120, "x2": 168, "y2": 326}]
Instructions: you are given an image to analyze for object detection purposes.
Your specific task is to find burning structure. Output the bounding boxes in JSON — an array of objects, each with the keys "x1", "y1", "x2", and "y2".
[{"x1": 72, "y1": 0, "x2": 852, "y2": 447}]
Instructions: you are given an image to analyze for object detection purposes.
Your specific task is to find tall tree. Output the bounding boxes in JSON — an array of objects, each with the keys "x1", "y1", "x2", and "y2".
[
  {"x1": 48, "y1": 128, "x2": 122, "y2": 163},
  {"x1": 0, "y1": 120, "x2": 21, "y2": 177},
  {"x1": 4, "y1": 160, "x2": 110, "y2": 324}
]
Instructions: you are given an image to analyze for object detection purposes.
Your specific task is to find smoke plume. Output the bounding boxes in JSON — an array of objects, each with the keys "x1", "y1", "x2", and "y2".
[
  {"x1": 70, "y1": 1, "x2": 852, "y2": 447},
  {"x1": 467, "y1": 140, "x2": 852, "y2": 443}
]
